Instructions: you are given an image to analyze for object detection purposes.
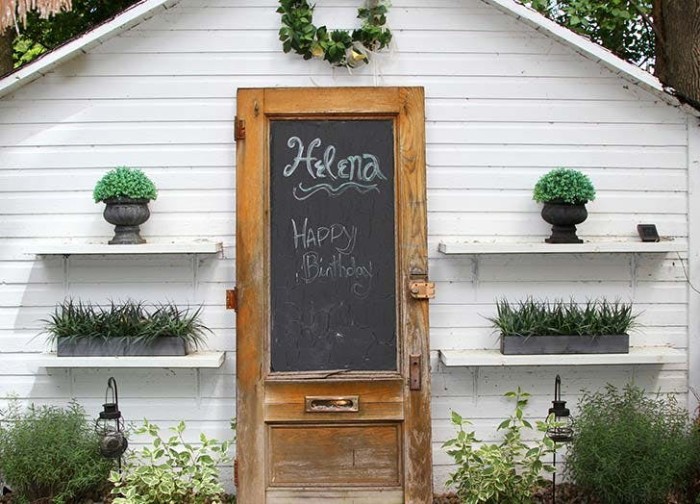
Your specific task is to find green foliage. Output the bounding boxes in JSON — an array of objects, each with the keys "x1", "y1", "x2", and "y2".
[
  {"x1": 13, "y1": 0, "x2": 140, "y2": 67},
  {"x1": 0, "y1": 399, "x2": 112, "y2": 504},
  {"x1": 109, "y1": 419, "x2": 230, "y2": 504},
  {"x1": 277, "y1": 0, "x2": 392, "y2": 67},
  {"x1": 12, "y1": 35, "x2": 47, "y2": 68},
  {"x1": 443, "y1": 388, "x2": 558, "y2": 504},
  {"x1": 519, "y1": 0, "x2": 654, "y2": 69},
  {"x1": 489, "y1": 297, "x2": 637, "y2": 337},
  {"x1": 533, "y1": 167, "x2": 596, "y2": 204},
  {"x1": 44, "y1": 299, "x2": 211, "y2": 349},
  {"x1": 566, "y1": 383, "x2": 698, "y2": 504},
  {"x1": 93, "y1": 166, "x2": 157, "y2": 203}
]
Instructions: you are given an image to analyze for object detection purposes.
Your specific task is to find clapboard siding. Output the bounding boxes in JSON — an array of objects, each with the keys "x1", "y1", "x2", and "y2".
[{"x1": 0, "y1": 0, "x2": 692, "y2": 493}]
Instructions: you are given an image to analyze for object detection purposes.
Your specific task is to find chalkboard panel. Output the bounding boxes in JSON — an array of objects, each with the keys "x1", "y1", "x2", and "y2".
[{"x1": 270, "y1": 120, "x2": 396, "y2": 372}]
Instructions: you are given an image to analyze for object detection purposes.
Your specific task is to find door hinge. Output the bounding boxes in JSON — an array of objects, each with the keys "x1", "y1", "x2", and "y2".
[
  {"x1": 409, "y1": 354, "x2": 422, "y2": 391},
  {"x1": 225, "y1": 288, "x2": 237, "y2": 311},
  {"x1": 234, "y1": 117, "x2": 245, "y2": 140},
  {"x1": 409, "y1": 280, "x2": 435, "y2": 299}
]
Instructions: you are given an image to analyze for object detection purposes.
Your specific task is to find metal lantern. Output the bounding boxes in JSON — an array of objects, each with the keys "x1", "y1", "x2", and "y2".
[
  {"x1": 546, "y1": 375, "x2": 573, "y2": 443},
  {"x1": 95, "y1": 377, "x2": 128, "y2": 465},
  {"x1": 546, "y1": 375, "x2": 573, "y2": 504}
]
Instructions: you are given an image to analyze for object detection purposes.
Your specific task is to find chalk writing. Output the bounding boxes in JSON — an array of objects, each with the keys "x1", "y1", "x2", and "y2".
[
  {"x1": 291, "y1": 217, "x2": 373, "y2": 298},
  {"x1": 291, "y1": 217, "x2": 357, "y2": 253},
  {"x1": 297, "y1": 252, "x2": 373, "y2": 298},
  {"x1": 283, "y1": 136, "x2": 387, "y2": 200}
]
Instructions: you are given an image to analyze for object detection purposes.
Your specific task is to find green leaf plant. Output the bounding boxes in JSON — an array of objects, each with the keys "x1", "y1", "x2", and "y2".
[
  {"x1": 533, "y1": 167, "x2": 596, "y2": 205},
  {"x1": 93, "y1": 166, "x2": 157, "y2": 203},
  {"x1": 109, "y1": 419, "x2": 231, "y2": 504},
  {"x1": 277, "y1": 0, "x2": 392, "y2": 67},
  {"x1": 443, "y1": 388, "x2": 561, "y2": 504}
]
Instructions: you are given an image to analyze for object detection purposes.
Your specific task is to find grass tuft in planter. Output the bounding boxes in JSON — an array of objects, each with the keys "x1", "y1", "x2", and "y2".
[
  {"x1": 44, "y1": 299, "x2": 211, "y2": 356},
  {"x1": 489, "y1": 297, "x2": 637, "y2": 355}
]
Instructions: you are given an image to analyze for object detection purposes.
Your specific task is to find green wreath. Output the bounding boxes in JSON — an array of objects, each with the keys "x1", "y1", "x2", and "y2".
[{"x1": 277, "y1": 0, "x2": 392, "y2": 67}]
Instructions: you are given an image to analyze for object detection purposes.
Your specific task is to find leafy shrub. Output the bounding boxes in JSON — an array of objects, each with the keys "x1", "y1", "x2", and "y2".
[
  {"x1": 443, "y1": 388, "x2": 558, "y2": 504},
  {"x1": 93, "y1": 166, "x2": 157, "y2": 202},
  {"x1": 489, "y1": 297, "x2": 637, "y2": 337},
  {"x1": 44, "y1": 299, "x2": 210, "y2": 350},
  {"x1": 566, "y1": 383, "x2": 697, "y2": 504},
  {"x1": 0, "y1": 399, "x2": 112, "y2": 504},
  {"x1": 533, "y1": 167, "x2": 596, "y2": 204},
  {"x1": 109, "y1": 420, "x2": 230, "y2": 504}
]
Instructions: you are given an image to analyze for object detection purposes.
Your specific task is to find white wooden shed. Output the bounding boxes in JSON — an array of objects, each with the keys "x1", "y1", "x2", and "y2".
[{"x1": 1, "y1": 0, "x2": 699, "y2": 501}]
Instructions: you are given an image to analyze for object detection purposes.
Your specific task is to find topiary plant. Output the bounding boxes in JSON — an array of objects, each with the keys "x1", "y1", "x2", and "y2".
[
  {"x1": 533, "y1": 167, "x2": 596, "y2": 204},
  {"x1": 93, "y1": 166, "x2": 157, "y2": 203}
]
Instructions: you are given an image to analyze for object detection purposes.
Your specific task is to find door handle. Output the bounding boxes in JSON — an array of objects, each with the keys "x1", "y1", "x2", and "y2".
[{"x1": 409, "y1": 354, "x2": 422, "y2": 391}]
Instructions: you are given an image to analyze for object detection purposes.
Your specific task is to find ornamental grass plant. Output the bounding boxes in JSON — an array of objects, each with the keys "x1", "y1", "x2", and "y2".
[
  {"x1": 489, "y1": 297, "x2": 637, "y2": 337},
  {"x1": 44, "y1": 299, "x2": 210, "y2": 350}
]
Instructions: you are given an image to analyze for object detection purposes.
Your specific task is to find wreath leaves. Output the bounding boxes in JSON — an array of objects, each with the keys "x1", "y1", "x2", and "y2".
[{"x1": 277, "y1": 0, "x2": 392, "y2": 67}]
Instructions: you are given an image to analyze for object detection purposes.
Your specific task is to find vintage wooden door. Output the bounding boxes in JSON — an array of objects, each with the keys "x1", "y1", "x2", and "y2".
[{"x1": 235, "y1": 87, "x2": 432, "y2": 503}]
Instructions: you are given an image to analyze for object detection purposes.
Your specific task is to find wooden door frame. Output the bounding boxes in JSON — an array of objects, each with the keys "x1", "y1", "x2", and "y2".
[{"x1": 236, "y1": 87, "x2": 432, "y2": 503}]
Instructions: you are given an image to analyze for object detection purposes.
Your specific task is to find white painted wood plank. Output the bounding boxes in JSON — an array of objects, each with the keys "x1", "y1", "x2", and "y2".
[
  {"x1": 439, "y1": 347, "x2": 686, "y2": 366},
  {"x1": 34, "y1": 241, "x2": 222, "y2": 255},
  {"x1": 428, "y1": 168, "x2": 687, "y2": 192},
  {"x1": 430, "y1": 192, "x2": 687, "y2": 214},
  {"x1": 91, "y1": 30, "x2": 569, "y2": 56},
  {"x1": 61, "y1": 53, "x2": 611, "y2": 79},
  {"x1": 36, "y1": 351, "x2": 225, "y2": 368},
  {"x1": 438, "y1": 240, "x2": 686, "y2": 254},
  {"x1": 11, "y1": 76, "x2": 652, "y2": 102},
  {"x1": 428, "y1": 214, "x2": 688, "y2": 239},
  {"x1": 426, "y1": 145, "x2": 686, "y2": 169}
]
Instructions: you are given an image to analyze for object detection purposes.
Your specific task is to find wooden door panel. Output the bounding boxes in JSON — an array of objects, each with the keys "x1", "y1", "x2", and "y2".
[
  {"x1": 236, "y1": 87, "x2": 431, "y2": 503},
  {"x1": 268, "y1": 424, "x2": 402, "y2": 486},
  {"x1": 266, "y1": 488, "x2": 404, "y2": 504}
]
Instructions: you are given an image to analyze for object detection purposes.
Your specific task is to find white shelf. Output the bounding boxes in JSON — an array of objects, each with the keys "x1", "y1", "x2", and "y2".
[
  {"x1": 36, "y1": 351, "x2": 226, "y2": 368},
  {"x1": 34, "y1": 241, "x2": 223, "y2": 256},
  {"x1": 438, "y1": 240, "x2": 686, "y2": 255},
  {"x1": 439, "y1": 347, "x2": 686, "y2": 367}
]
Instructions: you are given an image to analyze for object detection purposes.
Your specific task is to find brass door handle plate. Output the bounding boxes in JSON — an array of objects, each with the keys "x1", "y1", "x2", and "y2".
[{"x1": 305, "y1": 396, "x2": 360, "y2": 413}]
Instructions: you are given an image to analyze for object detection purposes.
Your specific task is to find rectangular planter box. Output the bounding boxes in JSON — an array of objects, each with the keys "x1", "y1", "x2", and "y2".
[
  {"x1": 500, "y1": 334, "x2": 630, "y2": 355},
  {"x1": 57, "y1": 336, "x2": 187, "y2": 357}
]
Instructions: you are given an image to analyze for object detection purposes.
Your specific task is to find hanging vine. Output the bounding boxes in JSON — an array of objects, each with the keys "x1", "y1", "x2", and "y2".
[{"x1": 277, "y1": 0, "x2": 392, "y2": 68}]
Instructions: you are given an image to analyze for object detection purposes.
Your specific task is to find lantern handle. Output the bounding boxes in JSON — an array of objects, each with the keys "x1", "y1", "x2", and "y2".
[
  {"x1": 554, "y1": 374, "x2": 561, "y2": 402},
  {"x1": 106, "y1": 376, "x2": 118, "y2": 405}
]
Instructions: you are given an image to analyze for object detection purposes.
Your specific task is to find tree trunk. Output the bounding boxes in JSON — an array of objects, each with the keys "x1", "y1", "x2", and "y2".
[
  {"x1": 654, "y1": 0, "x2": 700, "y2": 108},
  {"x1": 0, "y1": 27, "x2": 13, "y2": 77}
]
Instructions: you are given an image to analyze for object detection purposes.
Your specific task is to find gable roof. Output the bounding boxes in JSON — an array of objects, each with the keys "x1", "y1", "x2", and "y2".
[
  {"x1": 0, "y1": 0, "x2": 179, "y2": 98},
  {"x1": 0, "y1": 0, "x2": 696, "y2": 116}
]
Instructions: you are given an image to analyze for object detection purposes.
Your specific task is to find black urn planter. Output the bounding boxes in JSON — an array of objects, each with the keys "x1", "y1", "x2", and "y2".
[
  {"x1": 103, "y1": 197, "x2": 150, "y2": 245},
  {"x1": 541, "y1": 201, "x2": 588, "y2": 243}
]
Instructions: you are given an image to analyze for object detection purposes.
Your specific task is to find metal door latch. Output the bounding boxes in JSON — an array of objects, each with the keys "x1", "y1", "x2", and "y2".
[
  {"x1": 225, "y1": 289, "x2": 237, "y2": 311},
  {"x1": 409, "y1": 280, "x2": 435, "y2": 299}
]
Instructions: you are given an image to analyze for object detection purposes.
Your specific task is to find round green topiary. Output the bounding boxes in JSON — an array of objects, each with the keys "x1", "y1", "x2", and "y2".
[
  {"x1": 93, "y1": 167, "x2": 157, "y2": 203},
  {"x1": 533, "y1": 168, "x2": 596, "y2": 205}
]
